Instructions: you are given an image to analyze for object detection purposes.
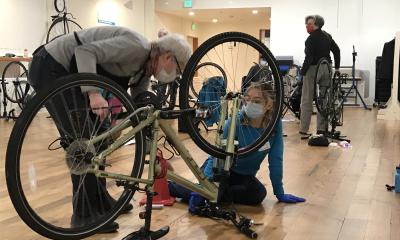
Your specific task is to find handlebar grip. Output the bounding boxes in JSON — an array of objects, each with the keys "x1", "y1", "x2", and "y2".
[{"x1": 241, "y1": 228, "x2": 258, "y2": 239}]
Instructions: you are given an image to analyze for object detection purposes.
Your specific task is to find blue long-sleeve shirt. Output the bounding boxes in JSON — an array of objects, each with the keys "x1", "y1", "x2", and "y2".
[{"x1": 204, "y1": 115, "x2": 284, "y2": 195}]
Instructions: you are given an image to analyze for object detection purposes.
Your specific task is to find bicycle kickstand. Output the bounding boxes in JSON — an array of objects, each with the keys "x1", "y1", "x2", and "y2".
[{"x1": 122, "y1": 188, "x2": 169, "y2": 240}]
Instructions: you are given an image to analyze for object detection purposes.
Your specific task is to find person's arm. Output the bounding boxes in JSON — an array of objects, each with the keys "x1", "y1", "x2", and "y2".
[
  {"x1": 267, "y1": 119, "x2": 284, "y2": 195},
  {"x1": 330, "y1": 38, "x2": 341, "y2": 70},
  {"x1": 301, "y1": 37, "x2": 314, "y2": 76},
  {"x1": 269, "y1": 119, "x2": 306, "y2": 203}
]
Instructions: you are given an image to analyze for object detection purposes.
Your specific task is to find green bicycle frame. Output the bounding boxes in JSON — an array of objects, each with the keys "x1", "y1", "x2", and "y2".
[{"x1": 86, "y1": 96, "x2": 241, "y2": 203}]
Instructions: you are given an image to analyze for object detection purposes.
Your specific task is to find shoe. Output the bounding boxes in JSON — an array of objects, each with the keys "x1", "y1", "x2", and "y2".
[
  {"x1": 120, "y1": 202, "x2": 133, "y2": 214},
  {"x1": 97, "y1": 221, "x2": 119, "y2": 233},
  {"x1": 316, "y1": 130, "x2": 326, "y2": 135},
  {"x1": 299, "y1": 131, "x2": 311, "y2": 139}
]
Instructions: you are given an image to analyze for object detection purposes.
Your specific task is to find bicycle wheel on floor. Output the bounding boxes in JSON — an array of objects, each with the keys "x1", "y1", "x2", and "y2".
[
  {"x1": 179, "y1": 32, "x2": 283, "y2": 158},
  {"x1": 46, "y1": 17, "x2": 82, "y2": 43},
  {"x1": 6, "y1": 73, "x2": 145, "y2": 239},
  {"x1": 1, "y1": 61, "x2": 30, "y2": 105}
]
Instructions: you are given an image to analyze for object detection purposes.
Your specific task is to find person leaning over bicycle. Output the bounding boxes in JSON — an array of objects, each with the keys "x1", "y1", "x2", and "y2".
[
  {"x1": 28, "y1": 26, "x2": 192, "y2": 233},
  {"x1": 169, "y1": 82, "x2": 306, "y2": 209},
  {"x1": 299, "y1": 14, "x2": 341, "y2": 137}
]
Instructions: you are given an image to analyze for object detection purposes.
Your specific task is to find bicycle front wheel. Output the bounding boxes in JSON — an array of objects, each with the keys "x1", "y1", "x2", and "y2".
[
  {"x1": 46, "y1": 17, "x2": 82, "y2": 43},
  {"x1": 6, "y1": 73, "x2": 145, "y2": 239},
  {"x1": 179, "y1": 32, "x2": 283, "y2": 158}
]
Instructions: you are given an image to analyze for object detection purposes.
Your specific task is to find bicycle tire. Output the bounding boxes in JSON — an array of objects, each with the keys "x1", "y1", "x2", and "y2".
[
  {"x1": 179, "y1": 32, "x2": 283, "y2": 158},
  {"x1": 6, "y1": 73, "x2": 145, "y2": 239},
  {"x1": 46, "y1": 17, "x2": 82, "y2": 43},
  {"x1": 190, "y1": 62, "x2": 227, "y2": 98},
  {"x1": 314, "y1": 58, "x2": 332, "y2": 118},
  {"x1": 1, "y1": 61, "x2": 30, "y2": 104}
]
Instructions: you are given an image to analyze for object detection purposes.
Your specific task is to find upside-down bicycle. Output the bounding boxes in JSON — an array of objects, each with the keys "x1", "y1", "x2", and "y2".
[{"x1": 6, "y1": 32, "x2": 283, "y2": 239}]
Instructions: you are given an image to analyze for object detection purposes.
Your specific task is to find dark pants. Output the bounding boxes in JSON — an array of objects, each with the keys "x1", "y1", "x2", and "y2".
[
  {"x1": 168, "y1": 171, "x2": 267, "y2": 205},
  {"x1": 29, "y1": 47, "x2": 115, "y2": 219}
]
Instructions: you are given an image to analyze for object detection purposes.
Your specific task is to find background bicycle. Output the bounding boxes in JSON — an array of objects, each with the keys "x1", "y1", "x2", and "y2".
[
  {"x1": 46, "y1": 0, "x2": 82, "y2": 43},
  {"x1": 0, "y1": 60, "x2": 33, "y2": 120},
  {"x1": 314, "y1": 58, "x2": 347, "y2": 140}
]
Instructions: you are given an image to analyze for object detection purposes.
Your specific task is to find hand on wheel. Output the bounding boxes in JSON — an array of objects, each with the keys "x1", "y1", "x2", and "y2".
[{"x1": 88, "y1": 91, "x2": 109, "y2": 120}]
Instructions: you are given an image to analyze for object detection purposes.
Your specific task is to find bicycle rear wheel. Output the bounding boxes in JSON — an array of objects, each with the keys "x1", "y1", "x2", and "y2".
[
  {"x1": 179, "y1": 32, "x2": 283, "y2": 158},
  {"x1": 314, "y1": 58, "x2": 333, "y2": 118},
  {"x1": 46, "y1": 17, "x2": 82, "y2": 43},
  {"x1": 1, "y1": 61, "x2": 30, "y2": 104},
  {"x1": 6, "y1": 73, "x2": 145, "y2": 239}
]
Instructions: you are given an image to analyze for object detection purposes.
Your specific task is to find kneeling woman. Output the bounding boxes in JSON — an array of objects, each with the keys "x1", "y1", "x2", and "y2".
[{"x1": 169, "y1": 82, "x2": 305, "y2": 205}]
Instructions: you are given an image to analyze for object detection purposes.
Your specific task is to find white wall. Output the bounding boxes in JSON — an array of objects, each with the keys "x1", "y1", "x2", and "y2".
[
  {"x1": 0, "y1": 0, "x2": 149, "y2": 56},
  {"x1": 0, "y1": 0, "x2": 47, "y2": 56},
  {"x1": 155, "y1": 0, "x2": 400, "y2": 104},
  {"x1": 155, "y1": 11, "x2": 200, "y2": 39}
]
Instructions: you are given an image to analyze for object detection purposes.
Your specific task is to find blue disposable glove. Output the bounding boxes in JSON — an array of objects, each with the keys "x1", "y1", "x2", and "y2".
[
  {"x1": 276, "y1": 193, "x2": 306, "y2": 203},
  {"x1": 188, "y1": 192, "x2": 206, "y2": 214}
]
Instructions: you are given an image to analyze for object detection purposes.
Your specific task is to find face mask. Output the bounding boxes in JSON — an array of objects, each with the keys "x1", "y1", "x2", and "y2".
[
  {"x1": 156, "y1": 68, "x2": 176, "y2": 83},
  {"x1": 306, "y1": 25, "x2": 314, "y2": 34},
  {"x1": 243, "y1": 102, "x2": 265, "y2": 119}
]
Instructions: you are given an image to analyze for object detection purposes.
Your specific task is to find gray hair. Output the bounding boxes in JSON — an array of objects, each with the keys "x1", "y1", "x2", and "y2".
[
  {"x1": 153, "y1": 33, "x2": 192, "y2": 70},
  {"x1": 305, "y1": 14, "x2": 325, "y2": 28}
]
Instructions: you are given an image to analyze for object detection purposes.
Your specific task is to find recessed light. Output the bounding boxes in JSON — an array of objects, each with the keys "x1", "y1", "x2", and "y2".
[
  {"x1": 164, "y1": 1, "x2": 168, "y2": 5},
  {"x1": 212, "y1": 19, "x2": 218, "y2": 23},
  {"x1": 252, "y1": 10, "x2": 258, "y2": 14},
  {"x1": 189, "y1": 11, "x2": 195, "y2": 16}
]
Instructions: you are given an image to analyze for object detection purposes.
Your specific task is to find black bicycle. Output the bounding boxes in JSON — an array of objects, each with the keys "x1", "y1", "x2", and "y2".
[
  {"x1": 314, "y1": 58, "x2": 347, "y2": 140},
  {"x1": 1, "y1": 61, "x2": 31, "y2": 119},
  {"x1": 282, "y1": 64, "x2": 302, "y2": 119},
  {"x1": 46, "y1": 0, "x2": 82, "y2": 43}
]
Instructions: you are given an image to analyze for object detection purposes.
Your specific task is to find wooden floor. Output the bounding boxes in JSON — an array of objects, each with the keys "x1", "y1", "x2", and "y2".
[{"x1": 1, "y1": 107, "x2": 400, "y2": 240}]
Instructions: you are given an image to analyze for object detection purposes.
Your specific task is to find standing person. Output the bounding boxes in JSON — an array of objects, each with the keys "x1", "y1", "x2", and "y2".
[
  {"x1": 29, "y1": 26, "x2": 192, "y2": 233},
  {"x1": 299, "y1": 15, "x2": 340, "y2": 137},
  {"x1": 169, "y1": 82, "x2": 306, "y2": 206}
]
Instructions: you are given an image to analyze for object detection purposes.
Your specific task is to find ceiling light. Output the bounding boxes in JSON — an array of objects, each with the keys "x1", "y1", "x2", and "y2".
[
  {"x1": 164, "y1": 1, "x2": 168, "y2": 5},
  {"x1": 212, "y1": 19, "x2": 218, "y2": 23},
  {"x1": 189, "y1": 11, "x2": 195, "y2": 16},
  {"x1": 252, "y1": 10, "x2": 258, "y2": 14}
]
